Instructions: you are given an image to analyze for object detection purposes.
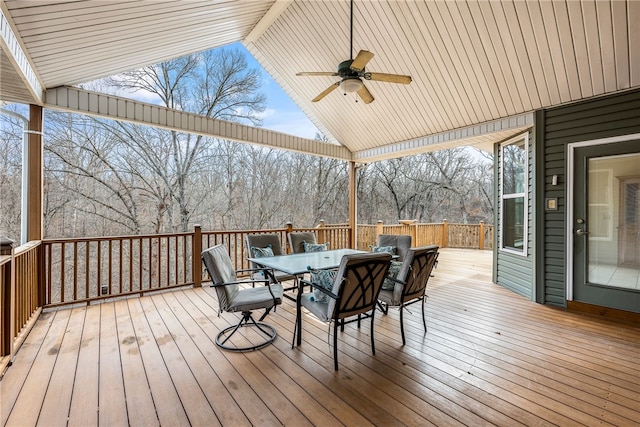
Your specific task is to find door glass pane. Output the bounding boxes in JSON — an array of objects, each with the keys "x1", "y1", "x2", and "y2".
[
  {"x1": 587, "y1": 153, "x2": 640, "y2": 289},
  {"x1": 503, "y1": 141, "x2": 526, "y2": 194},
  {"x1": 503, "y1": 197, "x2": 525, "y2": 251}
]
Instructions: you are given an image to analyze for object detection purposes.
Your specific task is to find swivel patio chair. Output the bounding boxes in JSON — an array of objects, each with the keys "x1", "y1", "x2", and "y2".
[
  {"x1": 288, "y1": 231, "x2": 324, "y2": 253},
  {"x1": 246, "y1": 233, "x2": 298, "y2": 290},
  {"x1": 374, "y1": 234, "x2": 412, "y2": 261},
  {"x1": 293, "y1": 252, "x2": 392, "y2": 370},
  {"x1": 202, "y1": 244, "x2": 283, "y2": 352},
  {"x1": 377, "y1": 245, "x2": 439, "y2": 345}
]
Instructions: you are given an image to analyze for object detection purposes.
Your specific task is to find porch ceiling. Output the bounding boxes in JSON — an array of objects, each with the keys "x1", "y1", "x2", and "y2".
[{"x1": 1, "y1": 1, "x2": 638, "y2": 162}]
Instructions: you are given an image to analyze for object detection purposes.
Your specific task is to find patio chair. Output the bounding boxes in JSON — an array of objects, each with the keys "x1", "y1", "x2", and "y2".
[
  {"x1": 288, "y1": 231, "x2": 324, "y2": 253},
  {"x1": 293, "y1": 252, "x2": 392, "y2": 370},
  {"x1": 374, "y1": 234, "x2": 412, "y2": 261},
  {"x1": 202, "y1": 244, "x2": 283, "y2": 352},
  {"x1": 377, "y1": 245, "x2": 439, "y2": 345},
  {"x1": 246, "y1": 233, "x2": 297, "y2": 284}
]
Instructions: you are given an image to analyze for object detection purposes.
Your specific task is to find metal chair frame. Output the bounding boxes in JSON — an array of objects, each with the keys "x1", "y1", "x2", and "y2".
[
  {"x1": 378, "y1": 245, "x2": 439, "y2": 345},
  {"x1": 202, "y1": 245, "x2": 283, "y2": 352}
]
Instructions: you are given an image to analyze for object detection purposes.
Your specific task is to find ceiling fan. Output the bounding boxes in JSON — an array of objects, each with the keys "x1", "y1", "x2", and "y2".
[{"x1": 296, "y1": 0, "x2": 412, "y2": 104}]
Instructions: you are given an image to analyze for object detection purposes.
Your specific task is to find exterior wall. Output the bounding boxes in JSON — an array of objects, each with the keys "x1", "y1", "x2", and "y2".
[
  {"x1": 494, "y1": 132, "x2": 535, "y2": 300},
  {"x1": 538, "y1": 89, "x2": 640, "y2": 307}
]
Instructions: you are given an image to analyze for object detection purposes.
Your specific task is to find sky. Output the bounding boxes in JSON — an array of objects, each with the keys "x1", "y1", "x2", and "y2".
[
  {"x1": 99, "y1": 42, "x2": 320, "y2": 141},
  {"x1": 238, "y1": 43, "x2": 321, "y2": 140}
]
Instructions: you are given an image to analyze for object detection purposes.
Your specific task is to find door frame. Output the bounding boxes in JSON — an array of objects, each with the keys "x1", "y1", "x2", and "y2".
[{"x1": 566, "y1": 132, "x2": 640, "y2": 301}]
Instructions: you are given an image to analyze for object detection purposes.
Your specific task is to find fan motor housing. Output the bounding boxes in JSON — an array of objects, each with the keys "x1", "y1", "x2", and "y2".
[{"x1": 338, "y1": 59, "x2": 361, "y2": 77}]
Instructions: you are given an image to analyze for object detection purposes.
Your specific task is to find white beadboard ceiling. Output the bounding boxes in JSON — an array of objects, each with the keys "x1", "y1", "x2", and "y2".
[{"x1": 1, "y1": 0, "x2": 638, "y2": 162}]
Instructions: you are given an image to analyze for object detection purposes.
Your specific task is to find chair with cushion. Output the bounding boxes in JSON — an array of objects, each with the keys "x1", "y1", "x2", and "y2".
[
  {"x1": 377, "y1": 245, "x2": 439, "y2": 345},
  {"x1": 246, "y1": 233, "x2": 297, "y2": 284},
  {"x1": 293, "y1": 252, "x2": 392, "y2": 370},
  {"x1": 288, "y1": 231, "x2": 326, "y2": 253},
  {"x1": 202, "y1": 244, "x2": 283, "y2": 352},
  {"x1": 374, "y1": 234, "x2": 412, "y2": 261}
]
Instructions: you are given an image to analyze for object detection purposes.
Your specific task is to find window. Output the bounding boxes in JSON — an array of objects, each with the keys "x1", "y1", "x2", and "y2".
[{"x1": 500, "y1": 133, "x2": 528, "y2": 255}]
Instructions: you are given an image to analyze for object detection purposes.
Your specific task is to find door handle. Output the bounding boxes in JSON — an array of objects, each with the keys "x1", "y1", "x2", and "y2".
[{"x1": 576, "y1": 229, "x2": 588, "y2": 236}]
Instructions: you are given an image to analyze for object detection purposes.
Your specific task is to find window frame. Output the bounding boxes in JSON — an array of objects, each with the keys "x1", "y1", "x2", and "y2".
[{"x1": 499, "y1": 133, "x2": 529, "y2": 257}]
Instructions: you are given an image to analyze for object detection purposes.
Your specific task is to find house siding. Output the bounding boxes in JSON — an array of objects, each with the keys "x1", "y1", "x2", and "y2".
[
  {"x1": 539, "y1": 89, "x2": 640, "y2": 307},
  {"x1": 495, "y1": 132, "x2": 534, "y2": 300}
]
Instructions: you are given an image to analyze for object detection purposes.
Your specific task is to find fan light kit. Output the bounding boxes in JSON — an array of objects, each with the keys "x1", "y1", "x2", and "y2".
[
  {"x1": 340, "y1": 77, "x2": 363, "y2": 93},
  {"x1": 296, "y1": 0, "x2": 412, "y2": 104}
]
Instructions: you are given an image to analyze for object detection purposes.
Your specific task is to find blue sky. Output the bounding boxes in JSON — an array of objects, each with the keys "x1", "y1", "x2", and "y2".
[
  {"x1": 236, "y1": 43, "x2": 320, "y2": 139},
  {"x1": 91, "y1": 42, "x2": 320, "y2": 140}
]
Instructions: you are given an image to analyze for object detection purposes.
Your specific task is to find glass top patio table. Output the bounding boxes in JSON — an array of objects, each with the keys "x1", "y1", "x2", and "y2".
[{"x1": 248, "y1": 248, "x2": 367, "y2": 276}]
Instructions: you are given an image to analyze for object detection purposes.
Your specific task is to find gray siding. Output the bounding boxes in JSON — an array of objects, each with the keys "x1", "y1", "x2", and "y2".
[
  {"x1": 495, "y1": 132, "x2": 534, "y2": 300},
  {"x1": 540, "y1": 89, "x2": 640, "y2": 307}
]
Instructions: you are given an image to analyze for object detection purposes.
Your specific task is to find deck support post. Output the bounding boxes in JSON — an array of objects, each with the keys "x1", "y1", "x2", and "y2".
[
  {"x1": 26, "y1": 105, "x2": 43, "y2": 242},
  {"x1": 348, "y1": 162, "x2": 357, "y2": 249},
  {"x1": 193, "y1": 225, "x2": 202, "y2": 287}
]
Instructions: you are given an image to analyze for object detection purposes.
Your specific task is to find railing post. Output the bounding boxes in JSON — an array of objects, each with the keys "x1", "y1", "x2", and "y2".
[
  {"x1": 193, "y1": 225, "x2": 202, "y2": 287},
  {"x1": 441, "y1": 220, "x2": 449, "y2": 248},
  {"x1": 376, "y1": 220, "x2": 384, "y2": 237},
  {"x1": 1, "y1": 238, "x2": 16, "y2": 361},
  {"x1": 37, "y1": 242, "x2": 45, "y2": 306},
  {"x1": 317, "y1": 220, "x2": 326, "y2": 245},
  {"x1": 285, "y1": 222, "x2": 293, "y2": 253},
  {"x1": 410, "y1": 222, "x2": 417, "y2": 247},
  {"x1": 479, "y1": 221, "x2": 485, "y2": 250}
]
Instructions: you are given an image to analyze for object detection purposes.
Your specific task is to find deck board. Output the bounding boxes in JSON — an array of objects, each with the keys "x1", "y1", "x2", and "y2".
[
  {"x1": 1, "y1": 248, "x2": 639, "y2": 426},
  {"x1": 126, "y1": 298, "x2": 190, "y2": 426},
  {"x1": 38, "y1": 307, "x2": 85, "y2": 426},
  {"x1": 97, "y1": 302, "x2": 128, "y2": 427},
  {"x1": 68, "y1": 302, "x2": 100, "y2": 427}
]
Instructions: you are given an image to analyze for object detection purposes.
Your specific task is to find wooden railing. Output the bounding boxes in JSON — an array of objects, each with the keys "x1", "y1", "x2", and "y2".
[
  {"x1": 43, "y1": 231, "x2": 196, "y2": 306},
  {"x1": 1, "y1": 240, "x2": 43, "y2": 376},
  {"x1": 1, "y1": 251, "x2": 12, "y2": 371},
  {"x1": 41, "y1": 223, "x2": 353, "y2": 307},
  {"x1": 2, "y1": 220, "x2": 491, "y2": 315},
  {"x1": 357, "y1": 220, "x2": 494, "y2": 251}
]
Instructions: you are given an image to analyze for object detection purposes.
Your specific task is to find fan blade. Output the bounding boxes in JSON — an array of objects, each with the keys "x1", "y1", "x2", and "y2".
[
  {"x1": 297, "y1": 72, "x2": 338, "y2": 76},
  {"x1": 312, "y1": 82, "x2": 340, "y2": 102},
  {"x1": 367, "y1": 72, "x2": 412, "y2": 84},
  {"x1": 350, "y1": 50, "x2": 374, "y2": 71},
  {"x1": 357, "y1": 84, "x2": 374, "y2": 104}
]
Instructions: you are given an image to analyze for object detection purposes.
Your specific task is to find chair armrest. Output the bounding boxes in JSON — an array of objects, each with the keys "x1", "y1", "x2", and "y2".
[
  {"x1": 236, "y1": 267, "x2": 279, "y2": 284},
  {"x1": 300, "y1": 279, "x2": 338, "y2": 300},
  {"x1": 387, "y1": 276, "x2": 406, "y2": 286},
  {"x1": 210, "y1": 278, "x2": 269, "y2": 288},
  {"x1": 235, "y1": 266, "x2": 274, "y2": 274}
]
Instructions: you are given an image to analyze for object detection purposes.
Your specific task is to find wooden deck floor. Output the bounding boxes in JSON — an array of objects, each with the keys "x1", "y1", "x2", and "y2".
[{"x1": 1, "y1": 249, "x2": 639, "y2": 426}]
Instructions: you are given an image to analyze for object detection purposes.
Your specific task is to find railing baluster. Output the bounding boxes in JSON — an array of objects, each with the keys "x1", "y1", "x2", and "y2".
[
  {"x1": 84, "y1": 241, "x2": 90, "y2": 299},
  {"x1": 73, "y1": 242, "x2": 78, "y2": 301},
  {"x1": 118, "y1": 239, "x2": 123, "y2": 293},
  {"x1": 138, "y1": 237, "x2": 142, "y2": 292},
  {"x1": 60, "y1": 243, "x2": 65, "y2": 303}
]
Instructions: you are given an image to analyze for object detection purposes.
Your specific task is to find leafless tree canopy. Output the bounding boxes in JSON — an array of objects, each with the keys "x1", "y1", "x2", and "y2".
[{"x1": 0, "y1": 49, "x2": 494, "y2": 241}]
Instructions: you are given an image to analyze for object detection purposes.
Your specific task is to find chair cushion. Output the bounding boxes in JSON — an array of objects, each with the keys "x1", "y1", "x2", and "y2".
[
  {"x1": 299, "y1": 292, "x2": 331, "y2": 322},
  {"x1": 382, "y1": 260, "x2": 403, "y2": 290},
  {"x1": 308, "y1": 268, "x2": 337, "y2": 303},
  {"x1": 251, "y1": 245, "x2": 274, "y2": 258},
  {"x1": 303, "y1": 241, "x2": 329, "y2": 252},
  {"x1": 227, "y1": 282, "x2": 283, "y2": 312},
  {"x1": 373, "y1": 245, "x2": 396, "y2": 255}
]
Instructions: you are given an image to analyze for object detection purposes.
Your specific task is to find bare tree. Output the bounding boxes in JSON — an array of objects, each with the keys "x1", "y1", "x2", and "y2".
[
  {"x1": 45, "y1": 113, "x2": 143, "y2": 236},
  {"x1": 0, "y1": 111, "x2": 24, "y2": 241},
  {"x1": 45, "y1": 47, "x2": 267, "y2": 234},
  {"x1": 357, "y1": 147, "x2": 493, "y2": 224}
]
